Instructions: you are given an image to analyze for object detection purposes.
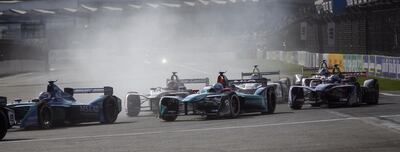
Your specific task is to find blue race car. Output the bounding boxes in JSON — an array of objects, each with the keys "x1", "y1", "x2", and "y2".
[
  {"x1": 7, "y1": 81, "x2": 121, "y2": 129},
  {"x1": 158, "y1": 72, "x2": 277, "y2": 121},
  {"x1": 290, "y1": 63, "x2": 379, "y2": 109},
  {"x1": 1, "y1": 96, "x2": 15, "y2": 140}
]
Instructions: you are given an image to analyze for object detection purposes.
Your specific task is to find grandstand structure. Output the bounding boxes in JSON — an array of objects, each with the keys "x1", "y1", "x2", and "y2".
[{"x1": 307, "y1": 0, "x2": 400, "y2": 55}]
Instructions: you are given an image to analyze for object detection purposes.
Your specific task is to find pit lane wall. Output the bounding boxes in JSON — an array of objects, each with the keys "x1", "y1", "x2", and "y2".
[
  {"x1": 0, "y1": 60, "x2": 47, "y2": 76},
  {"x1": 260, "y1": 51, "x2": 400, "y2": 80}
]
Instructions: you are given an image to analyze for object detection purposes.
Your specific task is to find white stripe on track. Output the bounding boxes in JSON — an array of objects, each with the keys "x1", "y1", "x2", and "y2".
[
  {"x1": 380, "y1": 93, "x2": 400, "y2": 97},
  {"x1": 327, "y1": 110, "x2": 400, "y2": 134},
  {"x1": 0, "y1": 117, "x2": 356, "y2": 144}
]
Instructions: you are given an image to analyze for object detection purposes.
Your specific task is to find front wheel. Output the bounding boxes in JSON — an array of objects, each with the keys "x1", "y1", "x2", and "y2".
[
  {"x1": 38, "y1": 102, "x2": 54, "y2": 129},
  {"x1": 262, "y1": 88, "x2": 276, "y2": 114},
  {"x1": 290, "y1": 104, "x2": 302, "y2": 110},
  {"x1": 229, "y1": 94, "x2": 241, "y2": 118},
  {"x1": 0, "y1": 110, "x2": 7, "y2": 140}
]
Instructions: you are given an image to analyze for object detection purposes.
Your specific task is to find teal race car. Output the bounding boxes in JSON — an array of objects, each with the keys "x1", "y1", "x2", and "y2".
[{"x1": 158, "y1": 72, "x2": 277, "y2": 121}]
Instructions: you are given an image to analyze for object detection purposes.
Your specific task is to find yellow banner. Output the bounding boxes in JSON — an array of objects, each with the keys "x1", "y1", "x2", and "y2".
[{"x1": 326, "y1": 54, "x2": 344, "y2": 70}]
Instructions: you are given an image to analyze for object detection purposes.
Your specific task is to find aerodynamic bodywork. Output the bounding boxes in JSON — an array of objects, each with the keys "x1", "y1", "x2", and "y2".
[
  {"x1": 0, "y1": 96, "x2": 15, "y2": 140},
  {"x1": 289, "y1": 62, "x2": 379, "y2": 109},
  {"x1": 158, "y1": 72, "x2": 277, "y2": 122},
  {"x1": 6, "y1": 81, "x2": 122, "y2": 129},
  {"x1": 126, "y1": 72, "x2": 209, "y2": 117},
  {"x1": 240, "y1": 65, "x2": 291, "y2": 103}
]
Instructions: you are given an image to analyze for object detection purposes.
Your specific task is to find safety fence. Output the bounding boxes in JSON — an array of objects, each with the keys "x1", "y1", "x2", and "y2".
[{"x1": 260, "y1": 51, "x2": 400, "y2": 80}]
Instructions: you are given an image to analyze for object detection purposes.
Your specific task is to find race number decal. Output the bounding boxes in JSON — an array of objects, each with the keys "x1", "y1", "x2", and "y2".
[
  {"x1": 8, "y1": 111, "x2": 16, "y2": 125},
  {"x1": 79, "y1": 105, "x2": 99, "y2": 113}
]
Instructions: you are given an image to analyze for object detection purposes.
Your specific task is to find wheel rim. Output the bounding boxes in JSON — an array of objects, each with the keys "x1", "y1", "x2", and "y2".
[
  {"x1": 221, "y1": 99, "x2": 230, "y2": 114},
  {"x1": 41, "y1": 107, "x2": 51, "y2": 128}
]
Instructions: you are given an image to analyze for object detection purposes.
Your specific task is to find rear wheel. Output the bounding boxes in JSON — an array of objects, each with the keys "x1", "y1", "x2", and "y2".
[
  {"x1": 102, "y1": 96, "x2": 118, "y2": 124},
  {"x1": 0, "y1": 110, "x2": 7, "y2": 140},
  {"x1": 262, "y1": 88, "x2": 276, "y2": 114},
  {"x1": 38, "y1": 102, "x2": 53, "y2": 129},
  {"x1": 367, "y1": 83, "x2": 379, "y2": 105},
  {"x1": 159, "y1": 98, "x2": 179, "y2": 122}
]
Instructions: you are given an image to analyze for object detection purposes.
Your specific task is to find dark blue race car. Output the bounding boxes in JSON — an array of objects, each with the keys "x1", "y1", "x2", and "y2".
[
  {"x1": 1, "y1": 96, "x2": 15, "y2": 140},
  {"x1": 7, "y1": 81, "x2": 121, "y2": 129},
  {"x1": 158, "y1": 72, "x2": 277, "y2": 121}
]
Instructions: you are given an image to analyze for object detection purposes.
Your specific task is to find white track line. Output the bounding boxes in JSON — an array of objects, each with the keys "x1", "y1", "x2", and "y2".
[
  {"x1": 327, "y1": 110, "x2": 400, "y2": 134},
  {"x1": 0, "y1": 117, "x2": 356, "y2": 144},
  {"x1": 380, "y1": 93, "x2": 400, "y2": 97}
]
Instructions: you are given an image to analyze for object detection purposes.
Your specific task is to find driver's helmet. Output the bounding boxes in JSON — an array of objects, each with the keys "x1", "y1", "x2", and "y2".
[
  {"x1": 212, "y1": 83, "x2": 224, "y2": 93},
  {"x1": 328, "y1": 74, "x2": 341, "y2": 83},
  {"x1": 318, "y1": 68, "x2": 329, "y2": 76},
  {"x1": 251, "y1": 73, "x2": 262, "y2": 79},
  {"x1": 167, "y1": 81, "x2": 179, "y2": 90},
  {"x1": 38, "y1": 92, "x2": 51, "y2": 100}
]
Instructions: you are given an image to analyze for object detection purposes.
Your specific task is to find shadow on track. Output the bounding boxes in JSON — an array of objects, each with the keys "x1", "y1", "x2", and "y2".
[{"x1": 10, "y1": 121, "x2": 135, "y2": 132}]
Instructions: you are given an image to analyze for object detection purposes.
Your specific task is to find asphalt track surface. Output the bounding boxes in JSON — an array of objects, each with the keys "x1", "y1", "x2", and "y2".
[{"x1": 1, "y1": 55, "x2": 400, "y2": 152}]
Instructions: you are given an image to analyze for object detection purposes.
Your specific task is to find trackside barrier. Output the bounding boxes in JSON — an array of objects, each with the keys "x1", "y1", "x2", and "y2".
[
  {"x1": 0, "y1": 60, "x2": 46, "y2": 76},
  {"x1": 264, "y1": 50, "x2": 400, "y2": 80}
]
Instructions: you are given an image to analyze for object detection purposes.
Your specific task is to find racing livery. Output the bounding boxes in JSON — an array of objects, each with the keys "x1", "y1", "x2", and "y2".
[
  {"x1": 126, "y1": 72, "x2": 209, "y2": 117},
  {"x1": 6, "y1": 81, "x2": 122, "y2": 129},
  {"x1": 1, "y1": 96, "x2": 15, "y2": 140},
  {"x1": 158, "y1": 72, "x2": 277, "y2": 122},
  {"x1": 241, "y1": 65, "x2": 291, "y2": 103},
  {"x1": 289, "y1": 61, "x2": 379, "y2": 109}
]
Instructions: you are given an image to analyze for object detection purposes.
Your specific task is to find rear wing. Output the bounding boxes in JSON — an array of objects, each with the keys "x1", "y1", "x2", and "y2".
[
  {"x1": 341, "y1": 72, "x2": 368, "y2": 77},
  {"x1": 301, "y1": 67, "x2": 334, "y2": 75},
  {"x1": 241, "y1": 71, "x2": 280, "y2": 79},
  {"x1": 309, "y1": 71, "x2": 368, "y2": 77},
  {"x1": 166, "y1": 78, "x2": 210, "y2": 86},
  {"x1": 64, "y1": 86, "x2": 114, "y2": 96},
  {"x1": 0, "y1": 96, "x2": 6, "y2": 106},
  {"x1": 228, "y1": 78, "x2": 270, "y2": 85}
]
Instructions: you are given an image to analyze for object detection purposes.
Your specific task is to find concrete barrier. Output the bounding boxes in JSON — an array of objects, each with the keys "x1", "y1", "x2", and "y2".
[
  {"x1": 262, "y1": 50, "x2": 400, "y2": 80},
  {"x1": 0, "y1": 60, "x2": 47, "y2": 76}
]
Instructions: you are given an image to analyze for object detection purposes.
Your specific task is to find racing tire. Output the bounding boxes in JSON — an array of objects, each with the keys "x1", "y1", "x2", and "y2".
[
  {"x1": 310, "y1": 103, "x2": 321, "y2": 107},
  {"x1": 280, "y1": 77, "x2": 291, "y2": 88},
  {"x1": 150, "y1": 98, "x2": 160, "y2": 114},
  {"x1": 126, "y1": 94, "x2": 141, "y2": 117},
  {"x1": 229, "y1": 94, "x2": 241, "y2": 118},
  {"x1": 370, "y1": 83, "x2": 379, "y2": 105},
  {"x1": 102, "y1": 96, "x2": 119, "y2": 124},
  {"x1": 38, "y1": 101, "x2": 54, "y2": 129},
  {"x1": 262, "y1": 88, "x2": 276, "y2": 114},
  {"x1": 0, "y1": 110, "x2": 7, "y2": 140},
  {"x1": 348, "y1": 89, "x2": 361, "y2": 107},
  {"x1": 159, "y1": 98, "x2": 178, "y2": 122},
  {"x1": 289, "y1": 88, "x2": 303, "y2": 110},
  {"x1": 290, "y1": 104, "x2": 303, "y2": 110}
]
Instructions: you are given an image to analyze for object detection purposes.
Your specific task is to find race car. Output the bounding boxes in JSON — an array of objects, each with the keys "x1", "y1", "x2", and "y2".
[
  {"x1": 6, "y1": 81, "x2": 121, "y2": 129},
  {"x1": 126, "y1": 72, "x2": 209, "y2": 117},
  {"x1": 240, "y1": 65, "x2": 291, "y2": 103},
  {"x1": 1, "y1": 96, "x2": 15, "y2": 140},
  {"x1": 289, "y1": 61, "x2": 379, "y2": 109},
  {"x1": 158, "y1": 72, "x2": 277, "y2": 122}
]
